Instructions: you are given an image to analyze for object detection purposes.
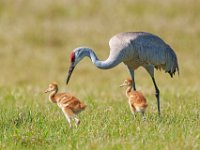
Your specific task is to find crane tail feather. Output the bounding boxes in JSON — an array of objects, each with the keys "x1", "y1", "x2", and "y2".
[{"x1": 165, "y1": 45, "x2": 179, "y2": 78}]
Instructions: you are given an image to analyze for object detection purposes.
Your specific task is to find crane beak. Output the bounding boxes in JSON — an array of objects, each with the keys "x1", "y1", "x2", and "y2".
[{"x1": 66, "y1": 63, "x2": 75, "y2": 84}]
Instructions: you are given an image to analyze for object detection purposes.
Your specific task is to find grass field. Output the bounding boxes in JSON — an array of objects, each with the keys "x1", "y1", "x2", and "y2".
[{"x1": 0, "y1": 0, "x2": 200, "y2": 149}]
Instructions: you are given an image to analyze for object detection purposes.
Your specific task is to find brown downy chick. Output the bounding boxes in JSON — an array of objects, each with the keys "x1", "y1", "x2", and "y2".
[
  {"x1": 120, "y1": 79, "x2": 148, "y2": 119},
  {"x1": 45, "y1": 82, "x2": 86, "y2": 128}
]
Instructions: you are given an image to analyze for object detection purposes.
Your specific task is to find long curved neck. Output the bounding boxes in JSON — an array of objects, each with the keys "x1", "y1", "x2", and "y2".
[
  {"x1": 126, "y1": 86, "x2": 132, "y2": 97},
  {"x1": 82, "y1": 48, "x2": 122, "y2": 69}
]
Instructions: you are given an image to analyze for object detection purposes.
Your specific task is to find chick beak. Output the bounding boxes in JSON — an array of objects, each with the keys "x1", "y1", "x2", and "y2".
[
  {"x1": 120, "y1": 84, "x2": 126, "y2": 87},
  {"x1": 44, "y1": 89, "x2": 49, "y2": 93}
]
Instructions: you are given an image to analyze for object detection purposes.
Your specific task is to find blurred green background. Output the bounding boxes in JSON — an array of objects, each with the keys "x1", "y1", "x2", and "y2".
[{"x1": 0, "y1": 0, "x2": 199, "y2": 90}]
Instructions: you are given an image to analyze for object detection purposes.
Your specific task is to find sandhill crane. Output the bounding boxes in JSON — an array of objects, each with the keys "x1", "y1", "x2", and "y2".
[
  {"x1": 45, "y1": 82, "x2": 86, "y2": 128},
  {"x1": 120, "y1": 78, "x2": 148, "y2": 119},
  {"x1": 66, "y1": 32, "x2": 179, "y2": 115}
]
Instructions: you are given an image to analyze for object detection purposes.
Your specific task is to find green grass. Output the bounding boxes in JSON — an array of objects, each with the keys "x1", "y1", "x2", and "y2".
[
  {"x1": 0, "y1": 0, "x2": 200, "y2": 149},
  {"x1": 0, "y1": 88, "x2": 199, "y2": 149}
]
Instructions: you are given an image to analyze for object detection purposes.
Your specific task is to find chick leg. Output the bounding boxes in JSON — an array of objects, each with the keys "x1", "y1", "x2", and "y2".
[
  {"x1": 74, "y1": 117, "x2": 80, "y2": 128},
  {"x1": 62, "y1": 107, "x2": 75, "y2": 128},
  {"x1": 130, "y1": 104, "x2": 136, "y2": 118},
  {"x1": 141, "y1": 111, "x2": 146, "y2": 121}
]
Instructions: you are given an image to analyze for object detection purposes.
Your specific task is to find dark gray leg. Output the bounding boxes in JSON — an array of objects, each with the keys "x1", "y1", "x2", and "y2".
[
  {"x1": 143, "y1": 65, "x2": 160, "y2": 116},
  {"x1": 127, "y1": 67, "x2": 136, "y2": 90},
  {"x1": 152, "y1": 77, "x2": 160, "y2": 116}
]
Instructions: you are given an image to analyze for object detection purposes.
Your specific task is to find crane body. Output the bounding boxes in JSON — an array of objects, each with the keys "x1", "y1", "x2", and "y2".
[{"x1": 66, "y1": 32, "x2": 179, "y2": 115}]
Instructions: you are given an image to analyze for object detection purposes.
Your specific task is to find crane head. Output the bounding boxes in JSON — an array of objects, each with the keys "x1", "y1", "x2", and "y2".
[
  {"x1": 66, "y1": 47, "x2": 90, "y2": 84},
  {"x1": 45, "y1": 82, "x2": 58, "y2": 93},
  {"x1": 66, "y1": 48, "x2": 84, "y2": 84},
  {"x1": 120, "y1": 78, "x2": 132, "y2": 87}
]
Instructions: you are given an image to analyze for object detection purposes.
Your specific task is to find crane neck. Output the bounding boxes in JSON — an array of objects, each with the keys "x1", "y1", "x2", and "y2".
[
  {"x1": 81, "y1": 48, "x2": 122, "y2": 69},
  {"x1": 49, "y1": 90, "x2": 58, "y2": 103},
  {"x1": 126, "y1": 86, "x2": 132, "y2": 97}
]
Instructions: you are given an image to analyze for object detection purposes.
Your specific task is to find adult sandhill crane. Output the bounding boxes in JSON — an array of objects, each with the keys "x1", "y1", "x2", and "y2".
[{"x1": 66, "y1": 32, "x2": 179, "y2": 115}]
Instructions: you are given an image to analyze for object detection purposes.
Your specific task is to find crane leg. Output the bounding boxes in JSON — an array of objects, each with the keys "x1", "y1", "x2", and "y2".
[
  {"x1": 127, "y1": 67, "x2": 136, "y2": 90},
  {"x1": 152, "y1": 77, "x2": 160, "y2": 116},
  {"x1": 143, "y1": 65, "x2": 160, "y2": 115}
]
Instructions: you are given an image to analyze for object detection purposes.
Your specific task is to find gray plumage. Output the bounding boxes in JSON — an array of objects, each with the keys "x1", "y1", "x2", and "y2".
[
  {"x1": 66, "y1": 32, "x2": 179, "y2": 115},
  {"x1": 108, "y1": 32, "x2": 179, "y2": 76}
]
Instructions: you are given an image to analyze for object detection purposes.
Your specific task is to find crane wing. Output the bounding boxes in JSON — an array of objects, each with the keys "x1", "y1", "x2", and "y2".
[{"x1": 136, "y1": 35, "x2": 179, "y2": 76}]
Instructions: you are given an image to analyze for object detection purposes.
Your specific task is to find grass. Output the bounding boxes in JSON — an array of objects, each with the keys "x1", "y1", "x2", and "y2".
[
  {"x1": 0, "y1": 0, "x2": 200, "y2": 149},
  {"x1": 0, "y1": 88, "x2": 199, "y2": 149}
]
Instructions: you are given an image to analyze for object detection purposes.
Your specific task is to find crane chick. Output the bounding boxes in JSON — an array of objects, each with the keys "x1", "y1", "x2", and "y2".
[
  {"x1": 44, "y1": 82, "x2": 86, "y2": 128},
  {"x1": 120, "y1": 79, "x2": 148, "y2": 119}
]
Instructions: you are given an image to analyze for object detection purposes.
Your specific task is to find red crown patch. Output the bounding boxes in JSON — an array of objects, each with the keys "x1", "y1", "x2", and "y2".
[{"x1": 70, "y1": 52, "x2": 75, "y2": 62}]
